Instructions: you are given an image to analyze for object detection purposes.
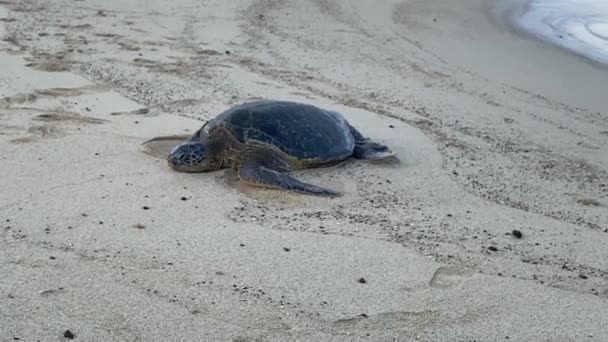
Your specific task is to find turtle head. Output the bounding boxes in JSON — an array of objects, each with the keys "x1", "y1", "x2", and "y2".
[{"x1": 168, "y1": 141, "x2": 212, "y2": 172}]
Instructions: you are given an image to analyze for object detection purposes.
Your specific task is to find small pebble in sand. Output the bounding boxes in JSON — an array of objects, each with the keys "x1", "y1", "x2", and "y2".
[
  {"x1": 579, "y1": 274, "x2": 588, "y2": 279},
  {"x1": 142, "y1": 206, "x2": 150, "y2": 210},
  {"x1": 283, "y1": 247, "x2": 291, "y2": 252},
  {"x1": 358, "y1": 277, "x2": 367, "y2": 284},
  {"x1": 488, "y1": 246, "x2": 498, "y2": 252},
  {"x1": 180, "y1": 196, "x2": 188, "y2": 201},
  {"x1": 133, "y1": 223, "x2": 145, "y2": 229},
  {"x1": 388, "y1": 124, "x2": 394, "y2": 128},
  {"x1": 63, "y1": 330, "x2": 75, "y2": 339},
  {"x1": 512, "y1": 229, "x2": 522, "y2": 239}
]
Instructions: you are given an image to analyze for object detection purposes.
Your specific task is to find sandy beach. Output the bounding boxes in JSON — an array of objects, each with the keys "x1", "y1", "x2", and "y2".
[{"x1": 1, "y1": 0, "x2": 607, "y2": 341}]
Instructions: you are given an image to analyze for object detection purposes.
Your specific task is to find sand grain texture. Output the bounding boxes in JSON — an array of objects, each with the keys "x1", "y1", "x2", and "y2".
[{"x1": 1, "y1": 0, "x2": 607, "y2": 341}]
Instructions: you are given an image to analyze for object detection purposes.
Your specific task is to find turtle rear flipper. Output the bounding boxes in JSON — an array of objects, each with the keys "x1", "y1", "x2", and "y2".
[
  {"x1": 237, "y1": 163, "x2": 341, "y2": 197},
  {"x1": 349, "y1": 125, "x2": 395, "y2": 160}
]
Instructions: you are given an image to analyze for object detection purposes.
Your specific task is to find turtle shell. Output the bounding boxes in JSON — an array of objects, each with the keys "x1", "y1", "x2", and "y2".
[{"x1": 203, "y1": 100, "x2": 355, "y2": 162}]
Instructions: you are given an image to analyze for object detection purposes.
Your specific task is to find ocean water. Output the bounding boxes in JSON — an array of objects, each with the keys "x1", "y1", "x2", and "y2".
[{"x1": 502, "y1": 0, "x2": 608, "y2": 65}]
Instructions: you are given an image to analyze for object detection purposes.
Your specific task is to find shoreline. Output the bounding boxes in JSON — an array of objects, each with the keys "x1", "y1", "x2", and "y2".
[
  {"x1": 1, "y1": 0, "x2": 607, "y2": 341},
  {"x1": 493, "y1": 0, "x2": 608, "y2": 68}
]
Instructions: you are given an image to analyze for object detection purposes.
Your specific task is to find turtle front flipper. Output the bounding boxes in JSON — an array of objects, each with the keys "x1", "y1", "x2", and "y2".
[
  {"x1": 237, "y1": 163, "x2": 341, "y2": 197},
  {"x1": 349, "y1": 124, "x2": 395, "y2": 160}
]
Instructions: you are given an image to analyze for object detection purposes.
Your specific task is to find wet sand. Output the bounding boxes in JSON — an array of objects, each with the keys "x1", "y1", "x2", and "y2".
[
  {"x1": 497, "y1": 0, "x2": 608, "y2": 66},
  {"x1": 1, "y1": 0, "x2": 607, "y2": 341}
]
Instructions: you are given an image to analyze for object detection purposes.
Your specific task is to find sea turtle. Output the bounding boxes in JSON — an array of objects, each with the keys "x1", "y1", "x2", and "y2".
[{"x1": 168, "y1": 100, "x2": 394, "y2": 196}]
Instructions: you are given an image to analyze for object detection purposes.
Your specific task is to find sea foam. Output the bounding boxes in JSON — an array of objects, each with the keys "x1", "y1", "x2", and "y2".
[{"x1": 503, "y1": 0, "x2": 608, "y2": 65}]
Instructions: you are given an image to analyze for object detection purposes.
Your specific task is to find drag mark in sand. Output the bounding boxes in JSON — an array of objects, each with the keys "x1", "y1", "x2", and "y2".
[
  {"x1": 4, "y1": 110, "x2": 108, "y2": 144},
  {"x1": 1, "y1": 84, "x2": 112, "y2": 105}
]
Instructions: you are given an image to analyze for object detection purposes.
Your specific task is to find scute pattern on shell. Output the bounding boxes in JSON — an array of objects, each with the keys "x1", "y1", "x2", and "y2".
[{"x1": 205, "y1": 100, "x2": 356, "y2": 162}]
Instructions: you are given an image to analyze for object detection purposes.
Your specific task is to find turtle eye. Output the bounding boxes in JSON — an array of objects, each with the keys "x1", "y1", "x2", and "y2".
[
  {"x1": 187, "y1": 143, "x2": 205, "y2": 162},
  {"x1": 168, "y1": 142, "x2": 207, "y2": 171}
]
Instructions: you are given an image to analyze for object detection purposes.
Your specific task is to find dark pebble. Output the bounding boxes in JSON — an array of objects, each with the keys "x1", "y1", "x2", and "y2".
[
  {"x1": 512, "y1": 230, "x2": 522, "y2": 239},
  {"x1": 488, "y1": 246, "x2": 498, "y2": 252},
  {"x1": 49, "y1": 256, "x2": 56, "y2": 260},
  {"x1": 283, "y1": 247, "x2": 290, "y2": 252},
  {"x1": 63, "y1": 330, "x2": 75, "y2": 339},
  {"x1": 388, "y1": 124, "x2": 394, "y2": 128},
  {"x1": 358, "y1": 277, "x2": 367, "y2": 284},
  {"x1": 142, "y1": 206, "x2": 150, "y2": 210},
  {"x1": 240, "y1": 243, "x2": 245, "y2": 247},
  {"x1": 579, "y1": 274, "x2": 588, "y2": 279},
  {"x1": 359, "y1": 313, "x2": 368, "y2": 318},
  {"x1": 225, "y1": 50, "x2": 230, "y2": 55},
  {"x1": 180, "y1": 196, "x2": 188, "y2": 201}
]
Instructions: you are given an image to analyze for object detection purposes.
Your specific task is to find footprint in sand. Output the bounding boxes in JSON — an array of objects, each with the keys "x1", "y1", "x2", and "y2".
[
  {"x1": 428, "y1": 266, "x2": 475, "y2": 289},
  {"x1": 11, "y1": 124, "x2": 65, "y2": 143},
  {"x1": 25, "y1": 61, "x2": 73, "y2": 72},
  {"x1": 9, "y1": 111, "x2": 107, "y2": 143},
  {"x1": 332, "y1": 310, "x2": 440, "y2": 330}
]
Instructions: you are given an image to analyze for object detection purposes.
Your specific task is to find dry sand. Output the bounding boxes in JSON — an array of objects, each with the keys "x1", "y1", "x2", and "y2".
[{"x1": 1, "y1": 0, "x2": 607, "y2": 341}]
